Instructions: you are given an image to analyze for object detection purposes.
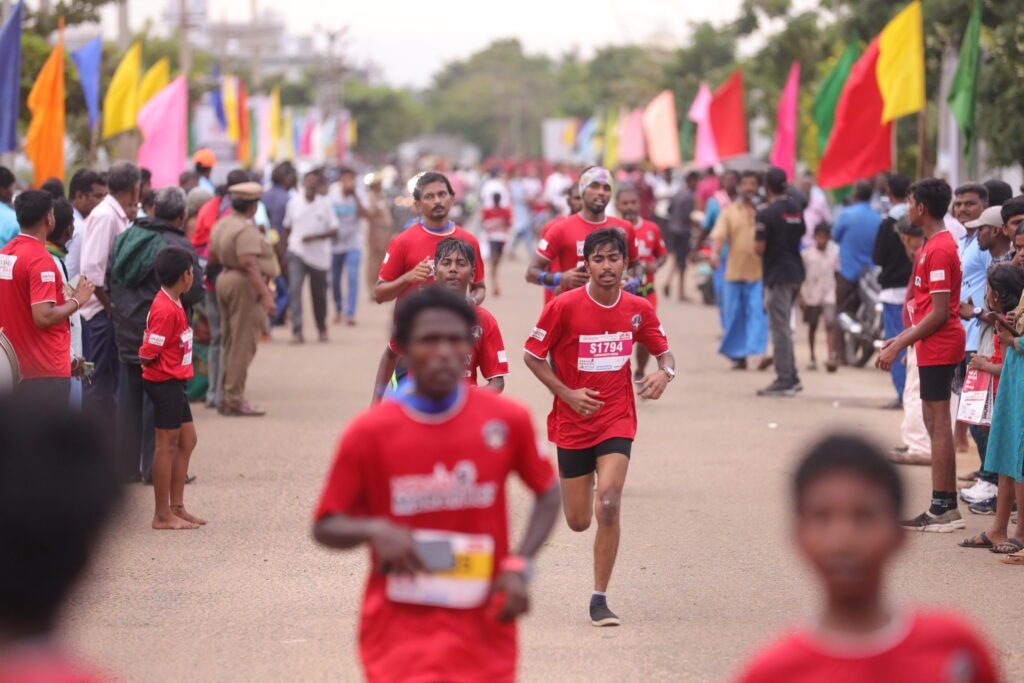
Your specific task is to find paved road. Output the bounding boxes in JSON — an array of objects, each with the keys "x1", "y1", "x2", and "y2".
[{"x1": 67, "y1": 261, "x2": 1022, "y2": 681}]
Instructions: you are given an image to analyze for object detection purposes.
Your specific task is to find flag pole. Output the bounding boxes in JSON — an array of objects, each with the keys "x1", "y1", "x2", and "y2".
[
  {"x1": 892, "y1": 117, "x2": 898, "y2": 172},
  {"x1": 915, "y1": 104, "x2": 927, "y2": 179}
]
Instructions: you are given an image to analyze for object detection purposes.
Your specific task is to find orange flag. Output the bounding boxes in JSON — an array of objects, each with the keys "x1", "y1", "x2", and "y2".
[
  {"x1": 25, "y1": 20, "x2": 65, "y2": 186},
  {"x1": 237, "y1": 79, "x2": 250, "y2": 165}
]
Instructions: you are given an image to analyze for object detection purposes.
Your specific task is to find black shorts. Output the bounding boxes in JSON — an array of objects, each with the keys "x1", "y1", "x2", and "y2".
[
  {"x1": 143, "y1": 379, "x2": 193, "y2": 429},
  {"x1": 489, "y1": 240, "x2": 506, "y2": 258},
  {"x1": 672, "y1": 235, "x2": 691, "y2": 269},
  {"x1": 556, "y1": 437, "x2": 632, "y2": 479},
  {"x1": 919, "y1": 363, "x2": 957, "y2": 402}
]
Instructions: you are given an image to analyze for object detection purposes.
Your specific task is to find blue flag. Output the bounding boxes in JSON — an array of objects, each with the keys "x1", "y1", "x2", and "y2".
[
  {"x1": 71, "y1": 36, "x2": 102, "y2": 130},
  {"x1": 210, "y1": 64, "x2": 226, "y2": 130},
  {"x1": 0, "y1": 1, "x2": 23, "y2": 153}
]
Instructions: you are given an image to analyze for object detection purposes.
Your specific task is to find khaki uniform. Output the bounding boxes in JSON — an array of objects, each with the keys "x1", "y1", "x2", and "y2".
[{"x1": 209, "y1": 213, "x2": 277, "y2": 411}]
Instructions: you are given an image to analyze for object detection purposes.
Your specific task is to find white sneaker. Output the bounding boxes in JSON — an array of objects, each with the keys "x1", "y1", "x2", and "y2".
[{"x1": 960, "y1": 479, "x2": 998, "y2": 504}]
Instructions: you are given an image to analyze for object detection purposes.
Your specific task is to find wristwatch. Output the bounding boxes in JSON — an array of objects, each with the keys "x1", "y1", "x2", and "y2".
[
  {"x1": 662, "y1": 366, "x2": 676, "y2": 381},
  {"x1": 973, "y1": 306, "x2": 983, "y2": 319},
  {"x1": 500, "y1": 555, "x2": 534, "y2": 582}
]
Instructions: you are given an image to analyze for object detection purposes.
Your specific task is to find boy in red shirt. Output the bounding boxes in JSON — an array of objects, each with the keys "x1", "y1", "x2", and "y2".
[
  {"x1": 878, "y1": 179, "x2": 966, "y2": 532},
  {"x1": 314, "y1": 286, "x2": 560, "y2": 683},
  {"x1": 372, "y1": 237, "x2": 509, "y2": 402},
  {"x1": 733, "y1": 434, "x2": 999, "y2": 683},
  {"x1": 139, "y1": 247, "x2": 203, "y2": 531},
  {"x1": 524, "y1": 228, "x2": 675, "y2": 627},
  {"x1": 481, "y1": 192, "x2": 513, "y2": 297}
]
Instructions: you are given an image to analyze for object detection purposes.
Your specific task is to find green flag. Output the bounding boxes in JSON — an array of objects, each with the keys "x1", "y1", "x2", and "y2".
[
  {"x1": 679, "y1": 118, "x2": 695, "y2": 161},
  {"x1": 812, "y1": 44, "x2": 859, "y2": 155},
  {"x1": 948, "y1": 0, "x2": 982, "y2": 163}
]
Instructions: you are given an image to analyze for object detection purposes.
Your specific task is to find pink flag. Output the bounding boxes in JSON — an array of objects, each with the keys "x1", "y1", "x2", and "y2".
[
  {"x1": 137, "y1": 75, "x2": 187, "y2": 189},
  {"x1": 300, "y1": 112, "x2": 316, "y2": 157},
  {"x1": 687, "y1": 82, "x2": 719, "y2": 167},
  {"x1": 642, "y1": 90, "x2": 681, "y2": 170},
  {"x1": 616, "y1": 108, "x2": 646, "y2": 164},
  {"x1": 769, "y1": 61, "x2": 800, "y2": 180},
  {"x1": 256, "y1": 96, "x2": 272, "y2": 169}
]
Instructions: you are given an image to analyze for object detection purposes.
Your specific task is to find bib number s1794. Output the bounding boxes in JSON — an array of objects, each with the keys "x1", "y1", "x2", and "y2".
[{"x1": 577, "y1": 332, "x2": 633, "y2": 372}]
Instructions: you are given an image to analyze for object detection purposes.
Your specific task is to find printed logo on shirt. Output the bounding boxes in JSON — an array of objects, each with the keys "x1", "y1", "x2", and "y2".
[
  {"x1": 390, "y1": 461, "x2": 497, "y2": 516},
  {"x1": 631, "y1": 313, "x2": 642, "y2": 330},
  {"x1": 471, "y1": 325, "x2": 483, "y2": 341},
  {"x1": 497, "y1": 350, "x2": 507, "y2": 364},
  {"x1": 40, "y1": 270, "x2": 56, "y2": 283},
  {"x1": 482, "y1": 419, "x2": 508, "y2": 450},
  {"x1": 148, "y1": 333, "x2": 166, "y2": 347},
  {"x1": 915, "y1": 276, "x2": 922, "y2": 287},
  {"x1": 538, "y1": 238, "x2": 548, "y2": 251},
  {"x1": 530, "y1": 326, "x2": 547, "y2": 341},
  {"x1": 383, "y1": 252, "x2": 390, "y2": 264},
  {"x1": 930, "y1": 269, "x2": 946, "y2": 282},
  {"x1": 0, "y1": 254, "x2": 15, "y2": 280},
  {"x1": 181, "y1": 328, "x2": 193, "y2": 366},
  {"x1": 576, "y1": 240, "x2": 585, "y2": 257}
]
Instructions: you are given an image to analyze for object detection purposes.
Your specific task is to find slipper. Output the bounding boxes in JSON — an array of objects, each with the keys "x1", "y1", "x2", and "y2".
[
  {"x1": 958, "y1": 532, "x2": 994, "y2": 549},
  {"x1": 1000, "y1": 550, "x2": 1024, "y2": 565},
  {"x1": 887, "y1": 450, "x2": 931, "y2": 466},
  {"x1": 989, "y1": 538, "x2": 1024, "y2": 554}
]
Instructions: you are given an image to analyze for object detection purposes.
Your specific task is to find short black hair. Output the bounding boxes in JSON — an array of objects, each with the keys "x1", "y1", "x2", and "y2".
[
  {"x1": 394, "y1": 285, "x2": 477, "y2": 347},
  {"x1": 140, "y1": 190, "x2": 156, "y2": 212},
  {"x1": 954, "y1": 182, "x2": 988, "y2": 204},
  {"x1": 154, "y1": 246, "x2": 193, "y2": 287},
  {"x1": 794, "y1": 434, "x2": 903, "y2": 515},
  {"x1": 338, "y1": 166, "x2": 355, "y2": 177},
  {"x1": 231, "y1": 197, "x2": 259, "y2": 214},
  {"x1": 813, "y1": 222, "x2": 832, "y2": 236},
  {"x1": 413, "y1": 172, "x2": 455, "y2": 201},
  {"x1": 0, "y1": 397, "x2": 120, "y2": 637},
  {"x1": 722, "y1": 169, "x2": 740, "y2": 180},
  {"x1": 69, "y1": 169, "x2": 104, "y2": 198},
  {"x1": 765, "y1": 166, "x2": 787, "y2": 194},
  {"x1": 434, "y1": 236, "x2": 475, "y2": 270},
  {"x1": 178, "y1": 170, "x2": 198, "y2": 186},
  {"x1": 14, "y1": 190, "x2": 53, "y2": 228},
  {"x1": 107, "y1": 161, "x2": 141, "y2": 194},
  {"x1": 983, "y1": 179, "x2": 1013, "y2": 207},
  {"x1": 615, "y1": 185, "x2": 639, "y2": 200},
  {"x1": 908, "y1": 178, "x2": 952, "y2": 219},
  {"x1": 583, "y1": 227, "x2": 627, "y2": 261},
  {"x1": 887, "y1": 173, "x2": 910, "y2": 200},
  {"x1": 1000, "y1": 196, "x2": 1024, "y2": 225},
  {"x1": 853, "y1": 179, "x2": 873, "y2": 202},
  {"x1": 140, "y1": 168, "x2": 153, "y2": 185},
  {"x1": 226, "y1": 169, "x2": 250, "y2": 187},
  {"x1": 40, "y1": 177, "x2": 65, "y2": 199},
  {"x1": 987, "y1": 264, "x2": 1024, "y2": 314},
  {"x1": 48, "y1": 199, "x2": 74, "y2": 242},
  {"x1": 0, "y1": 165, "x2": 14, "y2": 188},
  {"x1": 739, "y1": 170, "x2": 761, "y2": 183},
  {"x1": 270, "y1": 161, "x2": 294, "y2": 186},
  {"x1": 685, "y1": 171, "x2": 701, "y2": 183}
]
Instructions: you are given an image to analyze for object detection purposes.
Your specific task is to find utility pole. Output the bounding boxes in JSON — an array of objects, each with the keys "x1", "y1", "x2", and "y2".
[
  {"x1": 179, "y1": 0, "x2": 192, "y2": 77},
  {"x1": 250, "y1": 0, "x2": 262, "y2": 88},
  {"x1": 117, "y1": 0, "x2": 130, "y2": 50}
]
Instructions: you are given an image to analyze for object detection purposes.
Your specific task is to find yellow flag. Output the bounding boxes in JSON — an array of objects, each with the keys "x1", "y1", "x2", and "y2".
[
  {"x1": 877, "y1": 0, "x2": 925, "y2": 123},
  {"x1": 139, "y1": 57, "x2": 170, "y2": 107},
  {"x1": 102, "y1": 42, "x2": 141, "y2": 139},
  {"x1": 603, "y1": 109, "x2": 619, "y2": 169},
  {"x1": 269, "y1": 86, "x2": 281, "y2": 159},
  {"x1": 221, "y1": 76, "x2": 240, "y2": 142},
  {"x1": 26, "y1": 23, "x2": 65, "y2": 186},
  {"x1": 347, "y1": 118, "x2": 357, "y2": 147},
  {"x1": 282, "y1": 106, "x2": 294, "y2": 161}
]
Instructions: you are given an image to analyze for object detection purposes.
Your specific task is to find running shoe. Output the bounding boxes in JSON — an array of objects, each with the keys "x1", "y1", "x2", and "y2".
[
  {"x1": 960, "y1": 479, "x2": 998, "y2": 504},
  {"x1": 589, "y1": 602, "x2": 621, "y2": 627},
  {"x1": 968, "y1": 498, "x2": 997, "y2": 515},
  {"x1": 901, "y1": 509, "x2": 965, "y2": 533},
  {"x1": 757, "y1": 380, "x2": 799, "y2": 397}
]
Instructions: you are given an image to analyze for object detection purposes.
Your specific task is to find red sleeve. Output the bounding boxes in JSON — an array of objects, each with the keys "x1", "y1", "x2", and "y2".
[
  {"x1": 510, "y1": 405, "x2": 556, "y2": 493},
  {"x1": 924, "y1": 243, "x2": 955, "y2": 294},
  {"x1": 537, "y1": 221, "x2": 559, "y2": 262},
  {"x1": 314, "y1": 418, "x2": 372, "y2": 520},
  {"x1": 28, "y1": 255, "x2": 59, "y2": 305},
  {"x1": 524, "y1": 297, "x2": 561, "y2": 360},
  {"x1": 378, "y1": 233, "x2": 406, "y2": 282},
  {"x1": 635, "y1": 299, "x2": 669, "y2": 356},
  {"x1": 471, "y1": 235, "x2": 486, "y2": 284},
  {"x1": 623, "y1": 222, "x2": 639, "y2": 262},
  {"x1": 654, "y1": 230, "x2": 668, "y2": 259},
  {"x1": 138, "y1": 305, "x2": 176, "y2": 361},
  {"x1": 477, "y1": 314, "x2": 509, "y2": 379}
]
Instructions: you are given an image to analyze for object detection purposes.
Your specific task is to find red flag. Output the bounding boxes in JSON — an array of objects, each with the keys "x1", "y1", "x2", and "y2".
[
  {"x1": 709, "y1": 70, "x2": 747, "y2": 158},
  {"x1": 237, "y1": 79, "x2": 250, "y2": 165},
  {"x1": 818, "y1": 39, "x2": 892, "y2": 189}
]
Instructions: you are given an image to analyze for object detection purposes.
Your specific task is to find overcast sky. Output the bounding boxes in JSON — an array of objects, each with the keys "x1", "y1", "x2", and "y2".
[{"x1": 95, "y1": 0, "x2": 748, "y2": 88}]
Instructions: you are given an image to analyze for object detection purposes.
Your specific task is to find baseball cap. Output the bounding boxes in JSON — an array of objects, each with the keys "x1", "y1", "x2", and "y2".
[
  {"x1": 192, "y1": 148, "x2": 216, "y2": 168},
  {"x1": 965, "y1": 205, "x2": 1003, "y2": 229}
]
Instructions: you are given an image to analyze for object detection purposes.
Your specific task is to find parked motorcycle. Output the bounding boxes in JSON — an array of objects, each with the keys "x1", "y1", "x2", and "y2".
[{"x1": 837, "y1": 267, "x2": 885, "y2": 367}]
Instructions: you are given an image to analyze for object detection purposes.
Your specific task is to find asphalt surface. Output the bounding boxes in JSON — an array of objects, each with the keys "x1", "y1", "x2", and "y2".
[{"x1": 65, "y1": 258, "x2": 1023, "y2": 682}]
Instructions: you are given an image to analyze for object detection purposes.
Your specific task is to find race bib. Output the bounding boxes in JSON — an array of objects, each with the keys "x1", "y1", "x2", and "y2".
[
  {"x1": 0, "y1": 254, "x2": 15, "y2": 280},
  {"x1": 577, "y1": 332, "x2": 633, "y2": 372},
  {"x1": 386, "y1": 530, "x2": 495, "y2": 609},
  {"x1": 180, "y1": 328, "x2": 194, "y2": 366}
]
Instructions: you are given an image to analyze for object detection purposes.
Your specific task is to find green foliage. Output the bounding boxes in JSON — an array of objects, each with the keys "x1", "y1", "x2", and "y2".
[
  {"x1": 343, "y1": 80, "x2": 423, "y2": 155},
  {"x1": 25, "y1": 0, "x2": 117, "y2": 35}
]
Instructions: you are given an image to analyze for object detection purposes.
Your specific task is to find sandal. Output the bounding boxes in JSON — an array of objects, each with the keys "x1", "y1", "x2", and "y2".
[
  {"x1": 958, "y1": 532, "x2": 995, "y2": 549},
  {"x1": 1000, "y1": 549, "x2": 1024, "y2": 565},
  {"x1": 989, "y1": 538, "x2": 1024, "y2": 554}
]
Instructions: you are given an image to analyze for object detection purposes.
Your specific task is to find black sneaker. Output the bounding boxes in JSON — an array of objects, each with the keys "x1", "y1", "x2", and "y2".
[
  {"x1": 968, "y1": 497, "x2": 997, "y2": 515},
  {"x1": 757, "y1": 380, "x2": 799, "y2": 397},
  {"x1": 901, "y1": 509, "x2": 965, "y2": 532},
  {"x1": 589, "y1": 601, "x2": 621, "y2": 627}
]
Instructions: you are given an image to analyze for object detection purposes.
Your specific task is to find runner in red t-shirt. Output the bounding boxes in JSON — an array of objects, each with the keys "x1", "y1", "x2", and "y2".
[
  {"x1": 537, "y1": 184, "x2": 584, "y2": 305},
  {"x1": 523, "y1": 228, "x2": 675, "y2": 627},
  {"x1": 0, "y1": 191, "x2": 94, "y2": 403},
  {"x1": 481, "y1": 193, "x2": 513, "y2": 297},
  {"x1": 314, "y1": 286, "x2": 560, "y2": 683},
  {"x1": 527, "y1": 165, "x2": 641, "y2": 299},
  {"x1": 372, "y1": 237, "x2": 509, "y2": 402},
  {"x1": 877, "y1": 179, "x2": 966, "y2": 533},
  {"x1": 616, "y1": 185, "x2": 668, "y2": 380},
  {"x1": 732, "y1": 435, "x2": 999, "y2": 683},
  {"x1": 374, "y1": 172, "x2": 486, "y2": 306},
  {"x1": 138, "y1": 248, "x2": 203, "y2": 531}
]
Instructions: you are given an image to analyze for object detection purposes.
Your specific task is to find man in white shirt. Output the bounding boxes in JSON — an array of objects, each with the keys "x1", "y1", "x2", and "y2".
[
  {"x1": 284, "y1": 169, "x2": 339, "y2": 343},
  {"x1": 79, "y1": 162, "x2": 140, "y2": 453},
  {"x1": 64, "y1": 169, "x2": 108, "y2": 282},
  {"x1": 543, "y1": 164, "x2": 574, "y2": 217}
]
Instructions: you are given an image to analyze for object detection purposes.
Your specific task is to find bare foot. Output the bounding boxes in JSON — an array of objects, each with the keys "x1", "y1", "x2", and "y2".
[
  {"x1": 153, "y1": 513, "x2": 199, "y2": 530},
  {"x1": 172, "y1": 505, "x2": 207, "y2": 525}
]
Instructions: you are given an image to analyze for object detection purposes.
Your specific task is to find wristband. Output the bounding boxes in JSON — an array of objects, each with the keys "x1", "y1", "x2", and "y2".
[
  {"x1": 500, "y1": 555, "x2": 533, "y2": 581},
  {"x1": 552, "y1": 272, "x2": 562, "y2": 287},
  {"x1": 536, "y1": 272, "x2": 547, "y2": 286}
]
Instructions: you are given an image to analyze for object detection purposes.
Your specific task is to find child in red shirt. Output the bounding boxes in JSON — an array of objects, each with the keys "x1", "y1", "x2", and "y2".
[
  {"x1": 138, "y1": 248, "x2": 204, "y2": 531},
  {"x1": 481, "y1": 193, "x2": 513, "y2": 297},
  {"x1": 733, "y1": 435, "x2": 1000, "y2": 683}
]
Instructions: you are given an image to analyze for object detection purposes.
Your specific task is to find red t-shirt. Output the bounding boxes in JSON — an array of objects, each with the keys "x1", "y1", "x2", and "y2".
[
  {"x1": 910, "y1": 230, "x2": 965, "y2": 367},
  {"x1": 0, "y1": 234, "x2": 70, "y2": 379},
  {"x1": 524, "y1": 285, "x2": 669, "y2": 449},
  {"x1": 314, "y1": 389, "x2": 556, "y2": 683},
  {"x1": 481, "y1": 207, "x2": 513, "y2": 243},
  {"x1": 139, "y1": 289, "x2": 194, "y2": 382},
  {"x1": 538, "y1": 217, "x2": 565, "y2": 305},
  {"x1": 733, "y1": 610, "x2": 999, "y2": 683},
  {"x1": 536, "y1": 214, "x2": 639, "y2": 276},
  {"x1": 634, "y1": 219, "x2": 667, "y2": 301},
  {"x1": 378, "y1": 223, "x2": 485, "y2": 298},
  {"x1": 0, "y1": 645, "x2": 108, "y2": 683}
]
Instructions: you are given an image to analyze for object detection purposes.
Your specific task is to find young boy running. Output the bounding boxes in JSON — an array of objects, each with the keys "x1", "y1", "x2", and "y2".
[
  {"x1": 733, "y1": 434, "x2": 999, "y2": 682},
  {"x1": 482, "y1": 192, "x2": 512, "y2": 297},
  {"x1": 138, "y1": 247, "x2": 204, "y2": 531},
  {"x1": 371, "y1": 238, "x2": 508, "y2": 402},
  {"x1": 314, "y1": 286, "x2": 560, "y2": 683},
  {"x1": 524, "y1": 228, "x2": 675, "y2": 627}
]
